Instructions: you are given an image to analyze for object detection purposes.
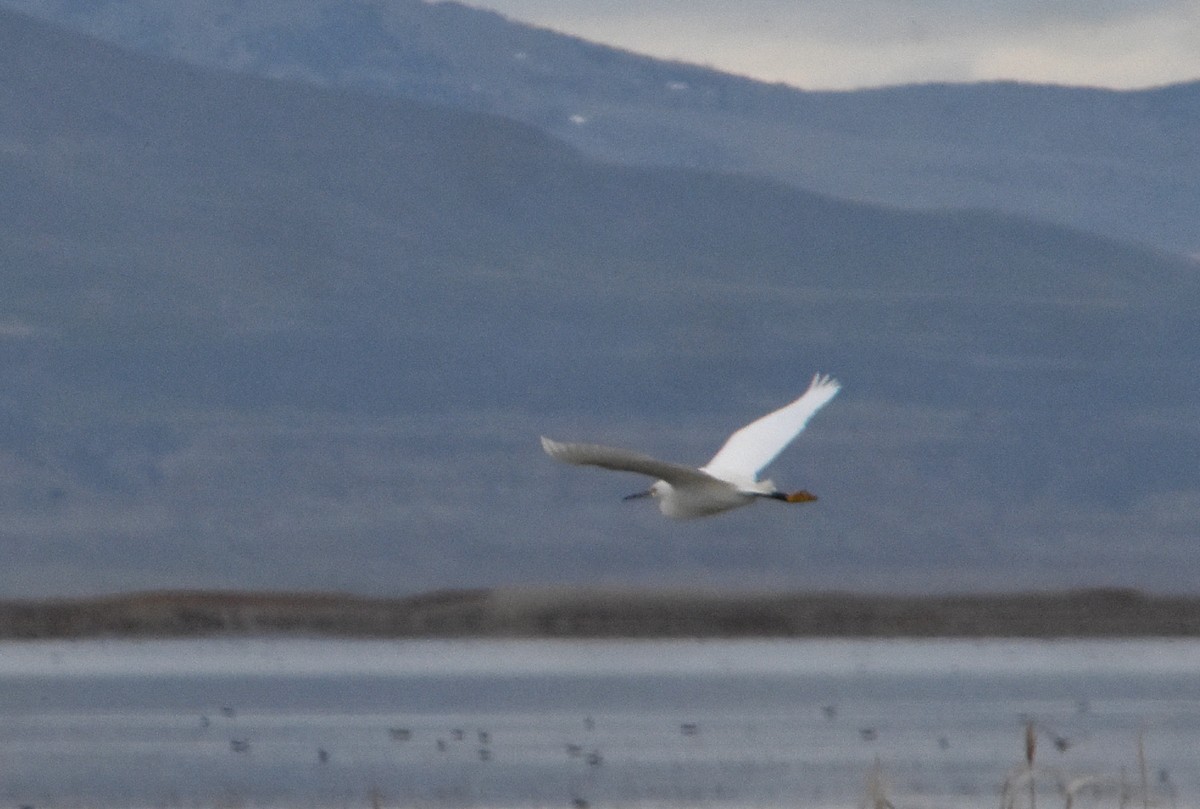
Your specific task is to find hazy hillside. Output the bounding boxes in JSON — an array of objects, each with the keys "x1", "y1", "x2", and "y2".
[
  {"x1": 0, "y1": 10, "x2": 1198, "y2": 597},
  {"x1": 3, "y1": 0, "x2": 1198, "y2": 254}
]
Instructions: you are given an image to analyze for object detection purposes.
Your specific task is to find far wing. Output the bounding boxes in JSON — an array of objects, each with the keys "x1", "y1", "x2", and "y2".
[
  {"x1": 701, "y1": 373, "x2": 840, "y2": 480},
  {"x1": 541, "y1": 437, "x2": 717, "y2": 486}
]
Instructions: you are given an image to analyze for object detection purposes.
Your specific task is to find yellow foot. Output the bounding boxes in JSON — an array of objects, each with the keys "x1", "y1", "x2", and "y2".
[{"x1": 785, "y1": 490, "x2": 818, "y2": 503}]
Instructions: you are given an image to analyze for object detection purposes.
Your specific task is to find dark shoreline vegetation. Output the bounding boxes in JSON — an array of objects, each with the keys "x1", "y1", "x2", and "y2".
[{"x1": 1, "y1": 587, "x2": 1199, "y2": 640}]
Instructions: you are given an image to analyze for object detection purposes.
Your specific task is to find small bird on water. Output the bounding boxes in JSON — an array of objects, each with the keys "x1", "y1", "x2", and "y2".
[{"x1": 541, "y1": 373, "x2": 840, "y2": 519}]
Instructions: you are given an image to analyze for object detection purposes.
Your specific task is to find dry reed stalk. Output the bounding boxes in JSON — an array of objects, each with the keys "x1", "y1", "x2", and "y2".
[
  {"x1": 1137, "y1": 730, "x2": 1150, "y2": 809},
  {"x1": 1027, "y1": 720, "x2": 1039, "y2": 809},
  {"x1": 862, "y1": 756, "x2": 895, "y2": 809}
]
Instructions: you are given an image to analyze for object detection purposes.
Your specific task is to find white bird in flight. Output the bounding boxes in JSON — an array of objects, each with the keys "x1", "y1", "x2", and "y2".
[{"x1": 541, "y1": 373, "x2": 841, "y2": 519}]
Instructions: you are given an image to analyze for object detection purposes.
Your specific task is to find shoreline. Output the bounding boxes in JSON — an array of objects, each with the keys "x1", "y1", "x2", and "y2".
[{"x1": 1, "y1": 586, "x2": 1198, "y2": 640}]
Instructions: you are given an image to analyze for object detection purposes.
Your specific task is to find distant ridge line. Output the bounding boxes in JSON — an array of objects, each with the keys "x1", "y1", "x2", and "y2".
[{"x1": 0, "y1": 587, "x2": 1196, "y2": 640}]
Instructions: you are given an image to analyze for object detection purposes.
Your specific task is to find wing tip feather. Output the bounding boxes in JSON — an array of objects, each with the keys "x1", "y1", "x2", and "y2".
[{"x1": 809, "y1": 372, "x2": 841, "y2": 393}]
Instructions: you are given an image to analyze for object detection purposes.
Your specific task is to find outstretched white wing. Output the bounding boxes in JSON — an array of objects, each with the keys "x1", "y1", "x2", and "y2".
[
  {"x1": 541, "y1": 437, "x2": 718, "y2": 486},
  {"x1": 701, "y1": 374, "x2": 840, "y2": 481}
]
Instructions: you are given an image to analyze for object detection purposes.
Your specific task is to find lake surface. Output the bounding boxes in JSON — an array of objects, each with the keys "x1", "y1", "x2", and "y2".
[{"x1": 0, "y1": 637, "x2": 1197, "y2": 808}]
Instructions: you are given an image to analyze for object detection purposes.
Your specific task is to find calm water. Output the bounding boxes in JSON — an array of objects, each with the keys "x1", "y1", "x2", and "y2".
[{"x1": 0, "y1": 637, "x2": 1197, "y2": 808}]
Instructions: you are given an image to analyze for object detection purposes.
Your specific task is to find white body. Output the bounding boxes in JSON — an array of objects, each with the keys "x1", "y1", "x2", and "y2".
[{"x1": 541, "y1": 373, "x2": 840, "y2": 519}]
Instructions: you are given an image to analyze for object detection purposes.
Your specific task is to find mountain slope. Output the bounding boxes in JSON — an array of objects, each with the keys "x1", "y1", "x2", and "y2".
[
  {"x1": 2, "y1": 0, "x2": 1198, "y2": 254},
  {"x1": 0, "y1": 10, "x2": 1198, "y2": 596}
]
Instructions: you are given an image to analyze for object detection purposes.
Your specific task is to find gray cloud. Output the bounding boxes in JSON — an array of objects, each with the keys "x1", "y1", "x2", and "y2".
[{"x1": 464, "y1": 0, "x2": 1200, "y2": 88}]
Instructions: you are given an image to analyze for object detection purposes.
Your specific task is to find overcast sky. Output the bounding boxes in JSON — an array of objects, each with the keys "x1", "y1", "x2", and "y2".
[{"x1": 464, "y1": 0, "x2": 1200, "y2": 90}]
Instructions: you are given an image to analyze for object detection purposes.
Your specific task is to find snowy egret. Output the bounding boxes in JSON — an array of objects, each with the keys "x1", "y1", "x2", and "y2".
[{"x1": 541, "y1": 373, "x2": 840, "y2": 519}]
